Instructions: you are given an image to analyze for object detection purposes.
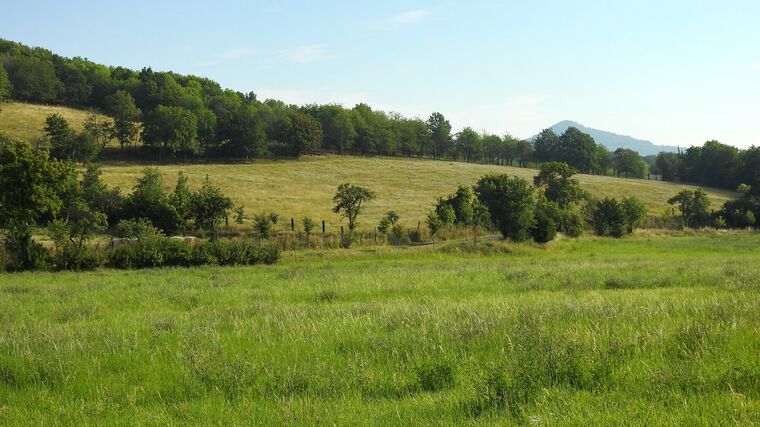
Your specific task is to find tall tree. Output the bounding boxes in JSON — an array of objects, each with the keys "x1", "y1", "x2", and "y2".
[
  {"x1": 106, "y1": 90, "x2": 141, "y2": 150},
  {"x1": 332, "y1": 183, "x2": 376, "y2": 231},
  {"x1": 286, "y1": 111, "x2": 323, "y2": 156},
  {"x1": 142, "y1": 105, "x2": 199, "y2": 159},
  {"x1": 427, "y1": 112, "x2": 452, "y2": 159},
  {"x1": 0, "y1": 64, "x2": 11, "y2": 107},
  {"x1": 532, "y1": 129, "x2": 560, "y2": 163}
]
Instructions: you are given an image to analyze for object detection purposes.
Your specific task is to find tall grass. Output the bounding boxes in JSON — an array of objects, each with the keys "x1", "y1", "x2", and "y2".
[{"x1": 0, "y1": 232, "x2": 759, "y2": 424}]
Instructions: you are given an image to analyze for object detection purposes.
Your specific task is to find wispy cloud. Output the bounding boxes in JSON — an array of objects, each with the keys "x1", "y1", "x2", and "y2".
[
  {"x1": 221, "y1": 48, "x2": 258, "y2": 60},
  {"x1": 280, "y1": 44, "x2": 333, "y2": 64},
  {"x1": 390, "y1": 9, "x2": 430, "y2": 25},
  {"x1": 197, "y1": 47, "x2": 258, "y2": 67},
  {"x1": 739, "y1": 62, "x2": 760, "y2": 70}
]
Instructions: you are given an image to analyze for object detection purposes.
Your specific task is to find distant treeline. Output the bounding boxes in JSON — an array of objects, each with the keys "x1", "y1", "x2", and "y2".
[{"x1": 1, "y1": 38, "x2": 758, "y2": 193}]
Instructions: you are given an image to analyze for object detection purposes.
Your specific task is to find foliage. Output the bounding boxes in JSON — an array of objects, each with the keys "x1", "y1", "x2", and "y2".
[
  {"x1": 190, "y1": 178, "x2": 233, "y2": 239},
  {"x1": 254, "y1": 214, "x2": 274, "y2": 238},
  {"x1": 474, "y1": 174, "x2": 535, "y2": 241},
  {"x1": 332, "y1": 183, "x2": 376, "y2": 231},
  {"x1": 533, "y1": 162, "x2": 584, "y2": 208},
  {"x1": 115, "y1": 218, "x2": 164, "y2": 240},
  {"x1": 668, "y1": 189, "x2": 711, "y2": 228},
  {"x1": 122, "y1": 168, "x2": 181, "y2": 235},
  {"x1": 592, "y1": 196, "x2": 645, "y2": 237}
]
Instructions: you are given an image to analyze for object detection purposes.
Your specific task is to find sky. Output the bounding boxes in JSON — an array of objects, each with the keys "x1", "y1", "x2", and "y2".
[{"x1": 2, "y1": 0, "x2": 760, "y2": 148}]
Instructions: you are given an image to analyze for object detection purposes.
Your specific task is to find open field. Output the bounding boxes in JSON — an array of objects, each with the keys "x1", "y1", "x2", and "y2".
[
  {"x1": 0, "y1": 102, "x2": 107, "y2": 143},
  {"x1": 100, "y1": 156, "x2": 736, "y2": 231},
  {"x1": 1, "y1": 232, "x2": 759, "y2": 425}
]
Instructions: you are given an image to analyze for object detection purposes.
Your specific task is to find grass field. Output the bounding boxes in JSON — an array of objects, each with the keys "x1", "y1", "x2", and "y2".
[
  {"x1": 0, "y1": 102, "x2": 107, "y2": 143},
  {"x1": 1, "y1": 232, "x2": 759, "y2": 425},
  {"x1": 99, "y1": 156, "x2": 736, "y2": 232}
]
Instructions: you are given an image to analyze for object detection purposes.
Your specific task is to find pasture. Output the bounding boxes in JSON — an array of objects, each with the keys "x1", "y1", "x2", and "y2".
[
  {"x1": 1, "y1": 232, "x2": 758, "y2": 425},
  {"x1": 98, "y1": 155, "x2": 736, "y2": 231}
]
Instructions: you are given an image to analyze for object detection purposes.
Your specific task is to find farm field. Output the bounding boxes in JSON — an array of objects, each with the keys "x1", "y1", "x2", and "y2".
[
  {"x1": 1, "y1": 232, "x2": 759, "y2": 425},
  {"x1": 99, "y1": 156, "x2": 736, "y2": 231}
]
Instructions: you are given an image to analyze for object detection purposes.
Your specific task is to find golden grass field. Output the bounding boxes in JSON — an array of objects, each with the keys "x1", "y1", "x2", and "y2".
[
  {"x1": 0, "y1": 102, "x2": 107, "y2": 142},
  {"x1": 99, "y1": 156, "x2": 736, "y2": 231},
  {"x1": 1, "y1": 102, "x2": 735, "y2": 230}
]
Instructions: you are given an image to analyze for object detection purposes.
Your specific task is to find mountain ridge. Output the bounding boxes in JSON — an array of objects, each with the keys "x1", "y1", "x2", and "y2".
[{"x1": 533, "y1": 120, "x2": 679, "y2": 156}]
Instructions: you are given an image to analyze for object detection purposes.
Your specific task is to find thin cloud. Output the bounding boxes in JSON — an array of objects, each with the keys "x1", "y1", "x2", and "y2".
[
  {"x1": 390, "y1": 9, "x2": 430, "y2": 24},
  {"x1": 739, "y1": 62, "x2": 760, "y2": 70},
  {"x1": 197, "y1": 47, "x2": 258, "y2": 67},
  {"x1": 221, "y1": 48, "x2": 258, "y2": 59},
  {"x1": 280, "y1": 44, "x2": 333, "y2": 64}
]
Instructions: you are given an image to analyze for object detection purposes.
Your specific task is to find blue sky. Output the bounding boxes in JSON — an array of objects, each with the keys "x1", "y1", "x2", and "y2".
[{"x1": 3, "y1": 0, "x2": 760, "y2": 148}]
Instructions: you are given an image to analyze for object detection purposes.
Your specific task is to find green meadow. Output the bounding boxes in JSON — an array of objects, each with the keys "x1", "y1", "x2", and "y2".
[{"x1": 1, "y1": 232, "x2": 759, "y2": 425}]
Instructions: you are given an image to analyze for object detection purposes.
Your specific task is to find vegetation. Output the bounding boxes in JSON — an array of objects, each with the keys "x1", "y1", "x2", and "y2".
[{"x1": 0, "y1": 234, "x2": 759, "y2": 424}]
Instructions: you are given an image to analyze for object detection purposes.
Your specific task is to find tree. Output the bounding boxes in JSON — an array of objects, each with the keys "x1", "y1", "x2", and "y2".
[
  {"x1": 0, "y1": 64, "x2": 11, "y2": 107},
  {"x1": 0, "y1": 141, "x2": 74, "y2": 269},
  {"x1": 377, "y1": 211, "x2": 399, "y2": 234},
  {"x1": 474, "y1": 174, "x2": 535, "y2": 241},
  {"x1": 427, "y1": 112, "x2": 452, "y2": 159},
  {"x1": 558, "y1": 127, "x2": 598, "y2": 173},
  {"x1": 436, "y1": 186, "x2": 475, "y2": 226},
  {"x1": 653, "y1": 152, "x2": 681, "y2": 181},
  {"x1": 226, "y1": 103, "x2": 268, "y2": 159},
  {"x1": 302, "y1": 216, "x2": 315, "y2": 245},
  {"x1": 621, "y1": 196, "x2": 646, "y2": 234},
  {"x1": 122, "y1": 168, "x2": 181, "y2": 234},
  {"x1": 668, "y1": 189, "x2": 710, "y2": 228},
  {"x1": 515, "y1": 139, "x2": 533, "y2": 167},
  {"x1": 287, "y1": 111, "x2": 322, "y2": 156},
  {"x1": 80, "y1": 163, "x2": 123, "y2": 225},
  {"x1": 332, "y1": 183, "x2": 376, "y2": 231},
  {"x1": 315, "y1": 105, "x2": 356, "y2": 155},
  {"x1": 592, "y1": 197, "x2": 627, "y2": 237},
  {"x1": 470, "y1": 200, "x2": 490, "y2": 244},
  {"x1": 142, "y1": 105, "x2": 199, "y2": 159},
  {"x1": 190, "y1": 178, "x2": 233, "y2": 240},
  {"x1": 533, "y1": 129, "x2": 560, "y2": 163},
  {"x1": 44, "y1": 113, "x2": 73, "y2": 149},
  {"x1": 455, "y1": 127, "x2": 483, "y2": 162},
  {"x1": 3, "y1": 56, "x2": 61, "y2": 102},
  {"x1": 613, "y1": 148, "x2": 646, "y2": 178},
  {"x1": 170, "y1": 172, "x2": 193, "y2": 231},
  {"x1": 83, "y1": 114, "x2": 114, "y2": 149},
  {"x1": 106, "y1": 90, "x2": 141, "y2": 150},
  {"x1": 532, "y1": 197, "x2": 559, "y2": 243},
  {"x1": 533, "y1": 162, "x2": 584, "y2": 208}
]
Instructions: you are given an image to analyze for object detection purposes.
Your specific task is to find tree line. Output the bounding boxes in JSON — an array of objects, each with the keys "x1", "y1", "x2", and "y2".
[{"x1": 1, "y1": 38, "x2": 655, "y2": 176}]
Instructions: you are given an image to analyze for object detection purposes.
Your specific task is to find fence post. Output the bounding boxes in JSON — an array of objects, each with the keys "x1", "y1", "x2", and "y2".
[
  {"x1": 291, "y1": 218, "x2": 295, "y2": 231},
  {"x1": 340, "y1": 226, "x2": 344, "y2": 237},
  {"x1": 322, "y1": 220, "x2": 326, "y2": 234}
]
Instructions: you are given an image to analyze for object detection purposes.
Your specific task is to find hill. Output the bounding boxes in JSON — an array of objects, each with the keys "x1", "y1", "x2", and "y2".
[
  {"x1": 537, "y1": 120, "x2": 680, "y2": 156},
  {"x1": 98, "y1": 155, "x2": 735, "y2": 230},
  {"x1": 0, "y1": 102, "x2": 107, "y2": 142}
]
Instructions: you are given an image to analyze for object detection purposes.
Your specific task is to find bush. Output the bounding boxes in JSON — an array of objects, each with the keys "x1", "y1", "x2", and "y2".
[
  {"x1": 531, "y1": 202, "x2": 557, "y2": 243},
  {"x1": 108, "y1": 237, "x2": 279, "y2": 269},
  {"x1": 53, "y1": 244, "x2": 106, "y2": 271},
  {"x1": 254, "y1": 215, "x2": 274, "y2": 238},
  {"x1": 408, "y1": 228, "x2": 423, "y2": 243},
  {"x1": 339, "y1": 232, "x2": 355, "y2": 249},
  {"x1": 592, "y1": 197, "x2": 627, "y2": 237}
]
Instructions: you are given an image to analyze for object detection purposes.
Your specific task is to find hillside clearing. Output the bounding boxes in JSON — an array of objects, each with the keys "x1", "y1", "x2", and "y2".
[{"x1": 0, "y1": 102, "x2": 107, "y2": 143}]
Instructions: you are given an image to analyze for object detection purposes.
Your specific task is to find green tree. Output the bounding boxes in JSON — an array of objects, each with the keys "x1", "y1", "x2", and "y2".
[
  {"x1": 170, "y1": 172, "x2": 193, "y2": 231},
  {"x1": 142, "y1": 105, "x2": 199, "y2": 159},
  {"x1": 653, "y1": 152, "x2": 681, "y2": 181},
  {"x1": 3, "y1": 57, "x2": 61, "y2": 102},
  {"x1": 105, "y1": 90, "x2": 141, "y2": 150},
  {"x1": 0, "y1": 64, "x2": 11, "y2": 107},
  {"x1": 558, "y1": 127, "x2": 598, "y2": 173},
  {"x1": 592, "y1": 197, "x2": 627, "y2": 237},
  {"x1": 122, "y1": 168, "x2": 181, "y2": 234},
  {"x1": 0, "y1": 141, "x2": 73, "y2": 269},
  {"x1": 533, "y1": 162, "x2": 584, "y2": 208},
  {"x1": 474, "y1": 174, "x2": 535, "y2": 241},
  {"x1": 621, "y1": 196, "x2": 647, "y2": 234},
  {"x1": 455, "y1": 127, "x2": 483, "y2": 162},
  {"x1": 83, "y1": 114, "x2": 114, "y2": 149},
  {"x1": 226, "y1": 103, "x2": 268, "y2": 159},
  {"x1": 44, "y1": 113, "x2": 73, "y2": 149},
  {"x1": 427, "y1": 112, "x2": 452, "y2": 159},
  {"x1": 533, "y1": 129, "x2": 560, "y2": 163},
  {"x1": 287, "y1": 111, "x2": 323, "y2": 156},
  {"x1": 613, "y1": 148, "x2": 646, "y2": 178},
  {"x1": 190, "y1": 178, "x2": 233, "y2": 240},
  {"x1": 332, "y1": 183, "x2": 376, "y2": 231},
  {"x1": 668, "y1": 189, "x2": 710, "y2": 228}
]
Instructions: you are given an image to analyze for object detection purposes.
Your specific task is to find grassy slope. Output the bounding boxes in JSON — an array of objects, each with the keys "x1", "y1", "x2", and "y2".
[
  {"x1": 0, "y1": 232, "x2": 758, "y2": 425},
  {"x1": 100, "y1": 156, "x2": 735, "y2": 231},
  {"x1": 0, "y1": 102, "x2": 107, "y2": 142}
]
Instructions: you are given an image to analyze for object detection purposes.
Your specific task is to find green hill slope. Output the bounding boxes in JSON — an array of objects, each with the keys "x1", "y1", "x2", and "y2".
[
  {"x1": 99, "y1": 156, "x2": 736, "y2": 230},
  {"x1": 0, "y1": 102, "x2": 107, "y2": 142}
]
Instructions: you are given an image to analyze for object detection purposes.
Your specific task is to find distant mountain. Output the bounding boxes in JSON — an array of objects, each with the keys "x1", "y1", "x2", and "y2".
[{"x1": 533, "y1": 121, "x2": 679, "y2": 156}]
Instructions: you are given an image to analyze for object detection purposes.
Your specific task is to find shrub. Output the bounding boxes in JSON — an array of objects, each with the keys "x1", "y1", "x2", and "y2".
[
  {"x1": 339, "y1": 232, "x2": 355, "y2": 249},
  {"x1": 53, "y1": 244, "x2": 106, "y2": 271},
  {"x1": 592, "y1": 197, "x2": 627, "y2": 237},
  {"x1": 408, "y1": 228, "x2": 423, "y2": 243},
  {"x1": 108, "y1": 237, "x2": 279, "y2": 269},
  {"x1": 475, "y1": 174, "x2": 536, "y2": 241},
  {"x1": 389, "y1": 224, "x2": 408, "y2": 245},
  {"x1": 531, "y1": 201, "x2": 558, "y2": 243},
  {"x1": 254, "y1": 215, "x2": 274, "y2": 238}
]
